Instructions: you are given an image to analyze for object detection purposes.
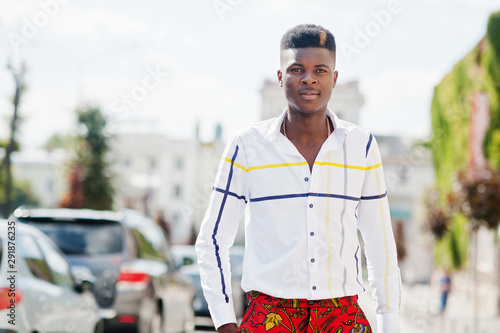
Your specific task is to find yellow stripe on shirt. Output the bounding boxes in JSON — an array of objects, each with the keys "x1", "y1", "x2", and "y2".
[{"x1": 224, "y1": 158, "x2": 382, "y2": 172}]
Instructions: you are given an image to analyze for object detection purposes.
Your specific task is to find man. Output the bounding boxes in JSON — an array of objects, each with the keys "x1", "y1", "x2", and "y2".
[{"x1": 196, "y1": 24, "x2": 401, "y2": 332}]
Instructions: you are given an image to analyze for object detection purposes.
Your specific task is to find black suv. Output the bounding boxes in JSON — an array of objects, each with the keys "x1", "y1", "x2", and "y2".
[{"x1": 12, "y1": 207, "x2": 194, "y2": 333}]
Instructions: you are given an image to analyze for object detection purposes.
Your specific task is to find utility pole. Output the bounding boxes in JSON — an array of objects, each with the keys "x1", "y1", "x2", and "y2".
[{"x1": 3, "y1": 61, "x2": 25, "y2": 217}]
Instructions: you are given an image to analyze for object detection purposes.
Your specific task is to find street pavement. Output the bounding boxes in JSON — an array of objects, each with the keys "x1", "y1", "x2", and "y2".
[{"x1": 398, "y1": 274, "x2": 500, "y2": 333}]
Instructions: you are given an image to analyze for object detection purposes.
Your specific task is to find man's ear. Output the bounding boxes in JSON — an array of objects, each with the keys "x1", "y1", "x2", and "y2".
[
  {"x1": 332, "y1": 70, "x2": 339, "y2": 89},
  {"x1": 277, "y1": 70, "x2": 283, "y2": 87}
]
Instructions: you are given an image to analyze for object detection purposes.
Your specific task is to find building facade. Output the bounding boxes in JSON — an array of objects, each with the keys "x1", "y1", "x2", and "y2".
[{"x1": 10, "y1": 148, "x2": 67, "y2": 209}]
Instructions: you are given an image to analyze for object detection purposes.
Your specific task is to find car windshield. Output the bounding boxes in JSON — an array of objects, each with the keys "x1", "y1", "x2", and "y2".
[{"x1": 23, "y1": 220, "x2": 124, "y2": 255}]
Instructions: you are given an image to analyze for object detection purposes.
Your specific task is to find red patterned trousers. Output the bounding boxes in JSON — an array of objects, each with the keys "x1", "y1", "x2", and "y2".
[{"x1": 238, "y1": 291, "x2": 372, "y2": 333}]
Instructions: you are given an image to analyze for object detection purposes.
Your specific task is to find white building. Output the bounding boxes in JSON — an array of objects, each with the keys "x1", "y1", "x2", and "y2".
[
  {"x1": 110, "y1": 122, "x2": 198, "y2": 244},
  {"x1": 10, "y1": 148, "x2": 68, "y2": 208},
  {"x1": 376, "y1": 135, "x2": 435, "y2": 283}
]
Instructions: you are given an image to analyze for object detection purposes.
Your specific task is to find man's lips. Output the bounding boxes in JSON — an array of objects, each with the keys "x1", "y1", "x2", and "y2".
[{"x1": 299, "y1": 90, "x2": 320, "y2": 100}]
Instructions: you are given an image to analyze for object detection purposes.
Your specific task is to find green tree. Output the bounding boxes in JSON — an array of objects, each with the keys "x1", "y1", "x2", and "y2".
[
  {"x1": 60, "y1": 106, "x2": 114, "y2": 210},
  {"x1": 0, "y1": 169, "x2": 38, "y2": 217},
  {"x1": 45, "y1": 133, "x2": 74, "y2": 150},
  {"x1": 2, "y1": 62, "x2": 26, "y2": 217}
]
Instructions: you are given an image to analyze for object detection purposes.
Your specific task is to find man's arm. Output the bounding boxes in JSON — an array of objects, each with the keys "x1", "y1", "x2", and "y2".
[
  {"x1": 195, "y1": 136, "x2": 249, "y2": 330},
  {"x1": 357, "y1": 134, "x2": 401, "y2": 333}
]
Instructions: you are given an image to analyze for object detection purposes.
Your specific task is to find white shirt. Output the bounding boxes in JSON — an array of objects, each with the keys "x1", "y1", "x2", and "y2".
[{"x1": 195, "y1": 109, "x2": 401, "y2": 332}]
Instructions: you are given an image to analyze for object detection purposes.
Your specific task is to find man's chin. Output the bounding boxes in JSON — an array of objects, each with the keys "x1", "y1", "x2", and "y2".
[{"x1": 289, "y1": 105, "x2": 325, "y2": 115}]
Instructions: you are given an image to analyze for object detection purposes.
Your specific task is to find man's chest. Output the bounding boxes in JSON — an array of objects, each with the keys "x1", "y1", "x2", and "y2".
[{"x1": 245, "y1": 148, "x2": 367, "y2": 200}]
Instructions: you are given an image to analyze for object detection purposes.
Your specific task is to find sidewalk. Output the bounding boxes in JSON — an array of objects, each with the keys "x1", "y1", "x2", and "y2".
[{"x1": 400, "y1": 274, "x2": 500, "y2": 333}]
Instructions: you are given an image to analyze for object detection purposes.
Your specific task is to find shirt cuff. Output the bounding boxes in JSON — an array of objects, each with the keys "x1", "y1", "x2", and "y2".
[
  {"x1": 376, "y1": 313, "x2": 400, "y2": 333},
  {"x1": 209, "y1": 300, "x2": 237, "y2": 329}
]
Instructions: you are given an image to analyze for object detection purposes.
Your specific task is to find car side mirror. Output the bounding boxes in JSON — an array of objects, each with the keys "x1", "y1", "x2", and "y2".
[{"x1": 71, "y1": 265, "x2": 96, "y2": 293}]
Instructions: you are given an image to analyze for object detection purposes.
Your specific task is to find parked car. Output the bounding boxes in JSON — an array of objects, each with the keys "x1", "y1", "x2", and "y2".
[
  {"x1": 171, "y1": 245, "x2": 247, "y2": 327},
  {"x1": 12, "y1": 208, "x2": 194, "y2": 333},
  {"x1": 0, "y1": 219, "x2": 103, "y2": 333}
]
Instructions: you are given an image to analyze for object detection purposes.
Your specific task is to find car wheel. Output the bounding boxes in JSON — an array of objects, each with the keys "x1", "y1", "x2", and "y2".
[
  {"x1": 149, "y1": 309, "x2": 163, "y2": 333},
  {"x1": 94, "y1": 319, "x2": 104, "y2": 333}
]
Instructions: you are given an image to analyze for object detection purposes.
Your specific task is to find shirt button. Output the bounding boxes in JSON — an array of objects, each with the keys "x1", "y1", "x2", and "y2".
[
  {"x1": 304, "y1": 177, "x2": 309, "y2": 182},
  {"x1": 308, "y1": 300, "x2": 315, "y2": 305},
  {"x1": 309, "y1": 204, "x2": 313, "y2": 208},
  {"x1": 311, "y1": 258, "x2": 315, "y2": 263},
  {"x1": 310, "y1": 232, "x2": 314, "y2": 236},
  {"x1": 312, "y1": 286, "x2": 317, "y2": 290}
]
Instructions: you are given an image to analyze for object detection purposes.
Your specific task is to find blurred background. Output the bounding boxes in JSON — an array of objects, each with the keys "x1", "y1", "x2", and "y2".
[{"x1": 1, "y1": 0, "x2": 500, "y2": 332}]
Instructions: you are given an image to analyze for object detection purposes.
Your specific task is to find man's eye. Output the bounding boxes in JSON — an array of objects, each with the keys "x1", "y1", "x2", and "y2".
[
  {"x1": 291, "y1": 68, "x2": 302, "y2": 72},
  {"x1": 317, "y1": 69, "x2": 327, "y2": 73}
]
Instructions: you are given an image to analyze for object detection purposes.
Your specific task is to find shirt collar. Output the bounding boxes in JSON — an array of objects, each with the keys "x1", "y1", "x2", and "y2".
[
  {"x1": 266, "y1": 108, "x2": 347, "y2": 155},
  {"x1": 323, "y1": 108, "x2": 348, "y2": 153}
]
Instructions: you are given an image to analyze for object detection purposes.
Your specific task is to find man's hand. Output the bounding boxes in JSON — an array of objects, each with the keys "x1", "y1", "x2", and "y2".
[{"x1": 218, "y1": 323, "x2": 238, "y2": 333}]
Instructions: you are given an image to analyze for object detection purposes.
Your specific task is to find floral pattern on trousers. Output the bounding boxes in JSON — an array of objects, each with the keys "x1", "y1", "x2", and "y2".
[{"x1": 238, "y1": 291, "x2": 372, "y2": 333}]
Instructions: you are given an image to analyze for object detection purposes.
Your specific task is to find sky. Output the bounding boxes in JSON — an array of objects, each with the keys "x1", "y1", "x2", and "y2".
[{"x1": 0, "y1": 0, "x2": 498, "y2": 147}]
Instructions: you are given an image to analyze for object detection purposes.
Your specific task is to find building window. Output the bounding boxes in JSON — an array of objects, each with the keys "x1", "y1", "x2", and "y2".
[
  {"x1": 46, "y1": 179, "x2": 53, "y2": 192},
  {"x1": 174, "y1": 158, "x2": 183, "y2": 171},
  {"x1": 150, "y1": 158, "x2": 156, "y2": 173},
  {"x1": 399, "y1": 165, "x2": 409, "y2": 184},
  {"x1": 173, "y1": 184, "x2": 182, "y2": 198}
]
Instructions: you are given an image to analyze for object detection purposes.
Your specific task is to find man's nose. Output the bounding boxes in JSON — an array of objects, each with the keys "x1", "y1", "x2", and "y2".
[{"x1": 301, "y1": 71, "x2": 317, "y2": 85}]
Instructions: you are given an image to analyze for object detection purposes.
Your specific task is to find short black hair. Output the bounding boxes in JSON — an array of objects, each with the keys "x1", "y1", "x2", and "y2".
[{"x1": 280, "y1": 24, "x2": 336, "y2": 54}]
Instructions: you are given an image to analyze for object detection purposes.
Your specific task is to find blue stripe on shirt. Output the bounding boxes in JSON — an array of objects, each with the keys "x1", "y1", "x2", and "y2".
[
  {"x1": 211, "y1": 145, "x2": 239, "y2": 303},
  {"x1": 354, "y1": 246, "x2": 366, "y2": 291},
  {"x1": 360, "y1": 191, "x2": 387, "y2": 200},
  {"x1": 366, "y1": 134, "x2": 373, "y2": 158},
  {"x1": 249, "y1": 192, "x2": 361, "y2": 203},
  {"x1": 213, "y1": 187, "x2": 248, "y2": 203}
]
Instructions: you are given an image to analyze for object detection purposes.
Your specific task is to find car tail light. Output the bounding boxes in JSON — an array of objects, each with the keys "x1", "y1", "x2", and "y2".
[
  {"x1": 0, "y1": 288, "x2": 22, "y2": 310},
  {"x1": 116, "y1": 271, "x2": 150, "y2": 291},
  {"x1": 118, "y1": 315, "x2": 137, "y2": 323}
]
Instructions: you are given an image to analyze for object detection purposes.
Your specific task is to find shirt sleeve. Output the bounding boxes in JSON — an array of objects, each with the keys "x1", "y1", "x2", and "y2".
[
  {"x1": 356, "y1": 134, "x2": 402, "y2": 333},
  {"x1": 195, "y1": 135, "x2": 249, "y2": 329}
]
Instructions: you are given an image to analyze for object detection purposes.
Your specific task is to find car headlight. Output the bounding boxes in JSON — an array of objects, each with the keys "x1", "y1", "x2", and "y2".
[{"x1": 192, "y1": 296, "x2": 204, "y2": 311}]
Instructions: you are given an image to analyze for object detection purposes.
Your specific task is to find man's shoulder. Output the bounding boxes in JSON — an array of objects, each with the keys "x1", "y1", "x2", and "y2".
[
  {"x1": 234, "y1": 117, "x2": 277, "y2": 141},
  {"x1": 336, "y1": 117, "x2": 372, "y2": 141}
]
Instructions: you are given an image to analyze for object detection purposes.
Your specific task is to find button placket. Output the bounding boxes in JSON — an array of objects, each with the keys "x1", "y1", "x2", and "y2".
[{"x1": 305, "y1": 169, "x2": 318, "y2": 297}]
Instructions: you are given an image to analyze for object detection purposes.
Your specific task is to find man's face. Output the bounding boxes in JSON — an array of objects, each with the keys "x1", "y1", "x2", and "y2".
[{"x1": 278, "y1": 47, "x2": 338, "y2": 116}]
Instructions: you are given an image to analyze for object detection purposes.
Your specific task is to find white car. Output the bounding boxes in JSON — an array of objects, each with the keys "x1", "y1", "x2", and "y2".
[
  {"x1": 13, "y1": 208, "x2": 195, "y2": 333},
  {"x1": 0, "y1": 220, "x2": 103, "y2": 333},
  {"x1": 171, "y1": 245, "x2": 247, "y2": 327}
]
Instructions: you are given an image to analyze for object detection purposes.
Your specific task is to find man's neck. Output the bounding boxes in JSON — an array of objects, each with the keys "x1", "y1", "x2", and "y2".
[{"x1": 284, "y1": 109, "x2": 330, "y2": 144}]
